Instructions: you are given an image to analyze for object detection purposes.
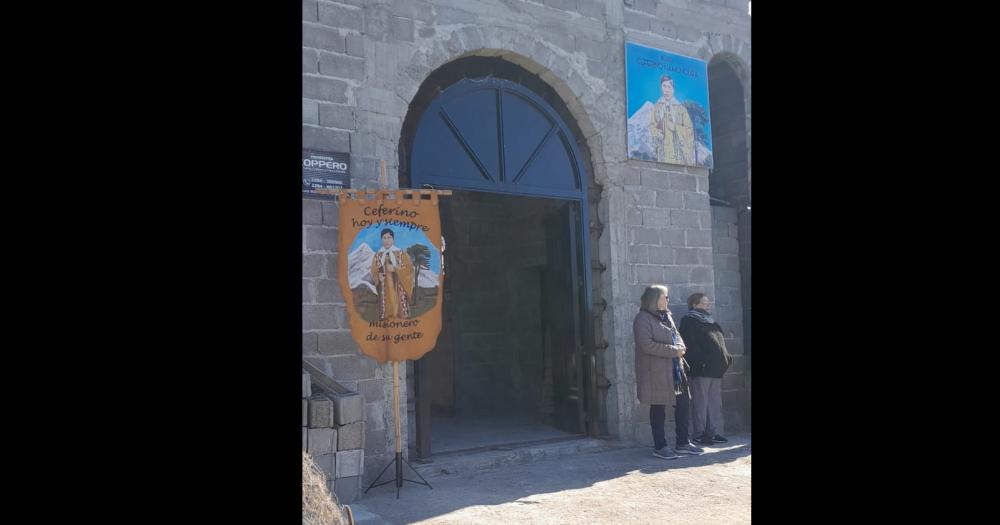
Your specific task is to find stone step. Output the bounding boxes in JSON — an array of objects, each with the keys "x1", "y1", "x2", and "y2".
[{"x1": 408, "y1": 436, "x2": 625, "y2": 480}]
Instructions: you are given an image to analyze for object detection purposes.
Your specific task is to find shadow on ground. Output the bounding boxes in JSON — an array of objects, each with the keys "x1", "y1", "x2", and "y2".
[{"x1": 351, "y1": 434, "x2": 750, "y2": 524}]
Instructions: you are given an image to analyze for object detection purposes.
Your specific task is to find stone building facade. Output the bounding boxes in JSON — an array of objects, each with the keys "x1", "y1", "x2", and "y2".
[{"x1": 302, "y1": 0, "x2": 750, "y2": 489}]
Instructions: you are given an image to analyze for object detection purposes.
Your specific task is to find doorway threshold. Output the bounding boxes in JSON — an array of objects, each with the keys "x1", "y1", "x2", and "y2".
[
  {"x1": 429, "y1": 433, "x2": 588, "y2": 458},
  {"x1": 410, "y1": 435, "x2": 623, "y2": 480}
]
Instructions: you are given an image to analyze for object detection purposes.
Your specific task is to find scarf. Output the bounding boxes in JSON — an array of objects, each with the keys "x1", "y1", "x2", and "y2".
[
  {"x1": 683, "y1": 308, "x2": 715, "y2": 325},
  {"x1": 376, "y1": 247, "x2": 400, "y2": 268},
  {"x1": 657, "y1": 309, "x2": 683, "y2": 389}
]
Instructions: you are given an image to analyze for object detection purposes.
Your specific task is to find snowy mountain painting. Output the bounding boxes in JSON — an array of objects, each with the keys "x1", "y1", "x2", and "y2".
[
  {"x1": 627, "y1": 101, "x2": 714, "y2": 169},
  {"x1": 347, "y1": 241, "x2": 441, "y2": 322},
  {"x1": 627, "y1": 101, "x2": 658, "y2": 162}
]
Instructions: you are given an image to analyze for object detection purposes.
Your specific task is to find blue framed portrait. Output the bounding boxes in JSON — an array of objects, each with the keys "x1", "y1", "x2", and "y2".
[{"x1": 625, "y1": 43, "x2": 713, "y2": 169}]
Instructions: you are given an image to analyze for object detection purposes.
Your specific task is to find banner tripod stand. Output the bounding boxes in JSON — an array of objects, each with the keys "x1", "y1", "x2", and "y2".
[
  {"x1": 332, "y1": 160, "x2": 444, "y2": 499},
  {"x1": 364, "y1": 360, "x2": 432, "y2": 498}
]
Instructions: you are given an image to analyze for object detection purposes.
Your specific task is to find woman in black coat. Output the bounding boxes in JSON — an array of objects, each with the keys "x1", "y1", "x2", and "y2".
[{"x1": 679, "y1": 293, "x2": 734, "y2": 446}]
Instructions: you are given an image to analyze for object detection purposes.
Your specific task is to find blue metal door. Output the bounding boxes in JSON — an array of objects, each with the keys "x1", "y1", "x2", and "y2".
[
  {"x1": 410, "y1": 78, "x2": 587, "y2": 201},
  {"x1": 409, "y1": 76, "x2": 592, "y2": 316},
  {"x1": 409, "y1": 76, "x2": 596, "y2": 440}
]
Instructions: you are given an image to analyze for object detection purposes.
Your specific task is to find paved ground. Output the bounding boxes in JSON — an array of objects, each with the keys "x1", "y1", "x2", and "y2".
[{"x1": 349, "y1": 434, "x2": 751, "y2": 524}]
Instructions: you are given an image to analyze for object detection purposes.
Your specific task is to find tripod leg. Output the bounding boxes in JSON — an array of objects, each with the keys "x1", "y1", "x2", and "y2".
[
  {"x1": 364, "y1": 457, "x2": 395, "y2": 494},
  {"x1": 401, "y1": 455, "x2": 433, "y2": 488}
]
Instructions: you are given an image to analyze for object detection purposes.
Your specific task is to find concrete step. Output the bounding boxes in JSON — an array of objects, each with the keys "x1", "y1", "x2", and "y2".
[{"x1": 408, "y1": 436, "x2": 626, "y2": 480}]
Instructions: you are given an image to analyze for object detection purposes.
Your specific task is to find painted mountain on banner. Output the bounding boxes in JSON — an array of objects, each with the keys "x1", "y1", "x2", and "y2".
[
  {"x1": 348, "y1": 243, "x2": 377, "y2": 293},
  {"x1": 348, "y1": 243, "x2": 440, "y2": 293},
  {"x1": 348, "y1": 242, "x2": 440, "y2": 322},
  {"x1": 417, "y1": 268, "x2": 438, "y2": 288}
]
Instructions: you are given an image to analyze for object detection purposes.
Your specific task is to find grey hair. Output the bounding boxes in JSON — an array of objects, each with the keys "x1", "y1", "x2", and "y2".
[{"x1": 640, "y1": 284, "x2": 669, "y2": 313}]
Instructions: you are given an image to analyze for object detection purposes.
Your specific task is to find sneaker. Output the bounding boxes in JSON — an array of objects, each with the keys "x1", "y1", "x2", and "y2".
[
  {"x1": 675, "y1": 443, "x2": 705, "y2": 455},
  {"x1": 712, "y1": 435, "x2": 729, "y2": 444},
  {"x1": 692, "y1": 436, "x2": 714, "y2": 446},
  {"x1": 653, "y1": 447, "x2": 680, "y2": 460}
]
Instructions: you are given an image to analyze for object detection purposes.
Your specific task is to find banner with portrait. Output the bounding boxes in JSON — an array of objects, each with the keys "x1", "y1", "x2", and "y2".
[{"x1": 338, "y1": 190, "x2": 444, "y2": 363}]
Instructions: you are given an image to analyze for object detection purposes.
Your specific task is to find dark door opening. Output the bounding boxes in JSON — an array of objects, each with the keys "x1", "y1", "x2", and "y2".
[
  {"x1": 412, "y1": 190, "x2": 587, "y2": 457},
  {"x1": 403, "y1": 70, "x2": 601, "y2": 458}
]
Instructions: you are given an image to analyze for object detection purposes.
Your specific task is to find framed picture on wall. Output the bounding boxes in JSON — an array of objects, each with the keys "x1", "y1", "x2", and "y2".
[{"x1": 625, "y1": 42, "x2": 713, "y2": 169}]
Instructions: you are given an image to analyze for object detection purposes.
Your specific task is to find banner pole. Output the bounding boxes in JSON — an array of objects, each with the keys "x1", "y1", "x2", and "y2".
[{"x1": 362, "y1": 159, "x2": 433, "y2": 498}]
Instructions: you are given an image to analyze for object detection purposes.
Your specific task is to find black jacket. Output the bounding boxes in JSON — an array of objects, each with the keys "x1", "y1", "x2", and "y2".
[{"x1": 678, "y1": 314, "x2": 733, "y2": 378}]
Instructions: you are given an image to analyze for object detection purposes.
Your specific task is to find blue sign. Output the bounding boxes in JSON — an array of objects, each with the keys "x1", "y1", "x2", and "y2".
[{"x1": 625, "y1": 43, "x2": 713, "y2": 169}]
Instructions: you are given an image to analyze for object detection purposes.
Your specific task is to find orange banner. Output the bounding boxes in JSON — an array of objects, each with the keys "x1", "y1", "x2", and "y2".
[{"x1": 338, "y1": 190, "x2": 444, "y2": 363}]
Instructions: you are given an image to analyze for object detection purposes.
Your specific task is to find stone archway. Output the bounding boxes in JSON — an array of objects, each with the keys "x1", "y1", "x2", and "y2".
[{"x1": 397, "y1": 53, "x2": 614, "y2": 457}]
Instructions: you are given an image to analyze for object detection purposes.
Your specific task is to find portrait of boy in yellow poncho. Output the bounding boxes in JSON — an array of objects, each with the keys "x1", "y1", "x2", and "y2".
[
  {"x1": 649, "y1": 74, "x2": 695, "y2": 166},
  {"x1": 625, "y1": 42, "x2": 712, "y2": 168},
  {"x1": 371, "y1": 228, "x2": 415, "y2": 320}
]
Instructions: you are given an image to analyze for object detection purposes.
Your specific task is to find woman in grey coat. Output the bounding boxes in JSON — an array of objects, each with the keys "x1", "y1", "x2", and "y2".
[{"x1": 633, "y1": 284, "x2": 690, "y2": 459}]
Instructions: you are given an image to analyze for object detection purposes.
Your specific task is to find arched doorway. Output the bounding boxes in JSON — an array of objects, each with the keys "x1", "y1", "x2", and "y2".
[
  {"x1": 401, "y1": 58, "x2": 601, "y2": 458},
  {"x1": 707, "y1": 56, "x2": 750, "y2": 430}
]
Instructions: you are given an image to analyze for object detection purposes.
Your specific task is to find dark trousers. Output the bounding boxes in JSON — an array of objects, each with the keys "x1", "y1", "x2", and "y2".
[
  {"x1": 650, "y1": 404, "x2": 667, "y2": 450},
  {"x1": 674, "y1": 386, "x2": 691, "y2": 446},
  {"x1": 650, "y1": 388, "x2": 692, "y2": 450}
]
